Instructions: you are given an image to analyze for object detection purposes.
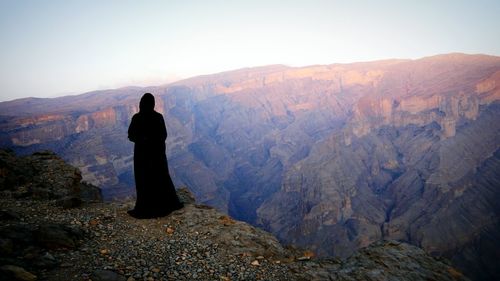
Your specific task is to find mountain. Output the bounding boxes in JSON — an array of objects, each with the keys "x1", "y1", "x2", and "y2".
[
  {"x1": 1, "y1": 53, "x2": 499, "y2": 280},
  {"x1": 0, "y1": 151, "x2": 468, "y2": 281}
]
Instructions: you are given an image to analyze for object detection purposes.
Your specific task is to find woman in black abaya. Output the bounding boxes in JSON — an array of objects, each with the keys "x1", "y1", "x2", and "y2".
[{"x1": 127, "y1": 93, "x2": 183, "y2": 219}]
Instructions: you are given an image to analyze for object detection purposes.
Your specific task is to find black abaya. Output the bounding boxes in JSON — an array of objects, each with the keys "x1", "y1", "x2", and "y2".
[{"x1": 127, "y1": 95, "x2": 183, "y2": 218}]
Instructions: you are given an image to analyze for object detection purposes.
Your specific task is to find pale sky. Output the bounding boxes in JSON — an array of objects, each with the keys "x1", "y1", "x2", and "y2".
[{"x1": 1, "y1": 0, "x2": 500, "y2": 101}]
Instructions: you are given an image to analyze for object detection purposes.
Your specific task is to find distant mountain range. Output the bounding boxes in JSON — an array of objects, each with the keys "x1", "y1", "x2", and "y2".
[{"x1": 1, "y1": 53, "x2": 499, "y2": 280}]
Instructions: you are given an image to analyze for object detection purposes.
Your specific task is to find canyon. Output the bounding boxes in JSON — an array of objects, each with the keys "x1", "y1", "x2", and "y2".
[{"x1": 1, "y1": 53, "x2": 499, "y2": 280}]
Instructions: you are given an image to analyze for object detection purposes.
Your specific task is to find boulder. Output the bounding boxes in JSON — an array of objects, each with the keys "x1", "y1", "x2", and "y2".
[
  {"x1": 0, "y1": 265, "x2": 37, "y2": 281},
  {"x1": 35, "y1": 224, "x2": 84, "y2": 249},
  {"x1": 0, "y1": 149, "x2": 102, "y2": 202}
]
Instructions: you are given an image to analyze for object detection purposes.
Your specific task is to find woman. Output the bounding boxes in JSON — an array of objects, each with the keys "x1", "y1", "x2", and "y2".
[{"x1": 127, "y1": 93, "x2": 183, "y2": 218}]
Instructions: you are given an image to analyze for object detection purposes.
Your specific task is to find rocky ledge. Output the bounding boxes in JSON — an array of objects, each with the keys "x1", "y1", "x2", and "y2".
[
  {"x1": 0, "y1": 151, "x2": 468, "y2": 281},
  {"x1": 0, "y1": 149, "x2": 102, "y2": 205}
]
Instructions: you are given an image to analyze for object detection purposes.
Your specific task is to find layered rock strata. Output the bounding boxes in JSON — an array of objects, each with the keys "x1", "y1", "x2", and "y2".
[{"x1": 1, "y1": 53, "x2": 499, "y2": 280}]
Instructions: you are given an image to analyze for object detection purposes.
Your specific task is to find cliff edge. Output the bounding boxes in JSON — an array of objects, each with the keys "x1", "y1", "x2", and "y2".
[{"x1": 0, "y1": 151, "x2": 467, "y2": 281}]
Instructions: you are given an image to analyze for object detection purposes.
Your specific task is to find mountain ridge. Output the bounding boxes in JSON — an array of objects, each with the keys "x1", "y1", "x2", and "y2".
[
  {"x1": 1, "y1": 53, "x2": 499, "y2": 280},
  {"x1": 1, "y1": 53, "x2": 498, "y2": 115}
]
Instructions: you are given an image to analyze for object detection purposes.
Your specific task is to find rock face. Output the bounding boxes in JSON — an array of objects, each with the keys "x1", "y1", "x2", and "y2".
[
  {"x1": 294, "y1": 240, "x2": 469, "y2": 281},
  {"x1": 0, "y1": 149, "x2": 102, "y2": 202},
  {"x1": 0, "y1": 153, "x2": 467, "y2": 280},
  {"x1": 1, "y1": 53, "x2": 500, "y2": 280}
]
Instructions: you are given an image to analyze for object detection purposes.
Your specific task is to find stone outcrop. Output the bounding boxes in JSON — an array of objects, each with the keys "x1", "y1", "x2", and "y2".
[
  {"x1": 0, "y1": 149, "x2": 102, "y2": 203},
  {"x1": 1, "y1": 53, "x2": 500, "y2": 280},
  {"x1": 294, "y1": 240, "x2": 468, "y2": 281}
]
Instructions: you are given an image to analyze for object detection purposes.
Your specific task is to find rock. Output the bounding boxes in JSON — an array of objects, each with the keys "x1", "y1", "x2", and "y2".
[
  {"x1": 0, "y1": 238, "x2": 14, "y2": 255},
  {"x1": 176, "y1": 187, "x2": 196, "y2": 205},
  {"x1": 335, "y1": 240, "x2": 470, "y2": 281},
  {"x1": 0, "y1": 149, "x2": 102, "y2": 202},
  {"x1": 56, "y1": 197, "x2": 82, "y2": 209},
  {"x1": 79, "y1": 182, "x2": 103, "y2": 202},
  {"x1": 33, "y1": 252, "x2": 58, "y2": 269},
  {"x1": 165, "y1": 227, "x2": 175, "y2": 235},
  {"x1": 0, "y1": 209, "x2": 20, "y2": 221},
  {"x1": 35, "y1": 224, "x2": 84, "y2": 249},
  {"x1": 59, "y1": 262, "x2": 73, "y2": 268},
  {"x1": 292, "y1": 240, "x2": 470, "y2": 281},
  {"x1": 170, "y1": 204, "x2": 287, "y2": 258},
  {"x1": 218, "y1": 215, "x2": 235, "y2": 226},
  {"x1": 0, "y1": 265, "x2": 37, "y2": 281},
  {"x1": 0, "y1": 224, "x2": 35, "y2": 246},
  {"x1": 91, "y1": 269, "x2": 127, "y2": 281}
]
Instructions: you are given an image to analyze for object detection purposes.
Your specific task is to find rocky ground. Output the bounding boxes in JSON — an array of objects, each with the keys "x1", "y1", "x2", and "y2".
[
  {"x1": 0, "y1": 150, "x2": 470, "y2": 281},
  {"x1": 0, "y1": 191, "x2": 469, "y2": 281},
  {"x1": 0, "y1": 191, "x2": 298, "y2": 281}
]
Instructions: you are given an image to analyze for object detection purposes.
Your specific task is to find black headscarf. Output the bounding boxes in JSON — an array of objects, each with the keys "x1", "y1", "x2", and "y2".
[{"x1": 139, "y1": 93, "x2": 155, "y2": 113}]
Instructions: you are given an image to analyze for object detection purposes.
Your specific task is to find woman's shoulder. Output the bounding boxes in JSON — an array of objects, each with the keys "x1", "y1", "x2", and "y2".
[
  {"x1": 153, "y1": 111, "x2": 164, "y2": 118},
  {"x1": 133, "y1": 111, "x2": 163, "y2": 121},
  {"x1": 131, "y1": 113, "x2": 141, "y2": 120}
]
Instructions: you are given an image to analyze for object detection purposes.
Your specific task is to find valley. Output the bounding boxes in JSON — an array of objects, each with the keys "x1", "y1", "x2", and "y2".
[{"x1": 1, "y1": 53, "x2": 499, "y2": 280}]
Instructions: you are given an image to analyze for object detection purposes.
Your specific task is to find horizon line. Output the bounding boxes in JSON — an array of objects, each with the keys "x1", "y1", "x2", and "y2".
[{"x1": 1, "y1": 52, "x2": 499, "y2": 103}]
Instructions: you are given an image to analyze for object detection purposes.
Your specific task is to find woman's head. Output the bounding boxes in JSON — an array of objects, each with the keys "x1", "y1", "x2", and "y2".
[{"x1": 139, "y1": 93, "x2": 155, "y2": 112}]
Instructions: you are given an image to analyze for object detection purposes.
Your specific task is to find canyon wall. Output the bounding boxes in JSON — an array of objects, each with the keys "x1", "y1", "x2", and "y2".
[{"x1": 1, "y1": 53, "x2": 499, "y2": 280}]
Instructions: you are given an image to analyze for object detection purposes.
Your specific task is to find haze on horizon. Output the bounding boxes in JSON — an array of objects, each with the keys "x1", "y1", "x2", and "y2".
[{"x1": 1, "y1": 0, "x2": 500, "y2": 102}]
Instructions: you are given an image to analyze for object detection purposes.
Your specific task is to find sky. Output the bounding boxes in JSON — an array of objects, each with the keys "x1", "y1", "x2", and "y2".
[{"x1": 1, "y1": 0, "x2": 500, "y2": 102}]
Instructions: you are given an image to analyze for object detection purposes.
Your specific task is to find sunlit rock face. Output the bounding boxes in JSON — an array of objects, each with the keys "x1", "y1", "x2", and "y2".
[{"x1": 1, "y1": 54, "x2": 500, "y2": 280}]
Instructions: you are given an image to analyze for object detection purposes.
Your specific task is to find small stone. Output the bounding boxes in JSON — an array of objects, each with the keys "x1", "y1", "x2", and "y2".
[
  {"x1": 151, "y1": 267, "x2": 160, "y2": 273},
  {"x1": 256, "y1": 256, "x2": 265, "y2": 260},
  {"x1": 165, "y1": 227, "x2": 175, "y2": 235},
  {"x1": 303, "y1": 250, "x2": 315, "y2": 258},
  {"x1": 219, "y1": 215, "x2": 235, "y2": 226},
  {"x1": 251, "y1": 260, "x2": 260, "y2": 266},
  {"x1": 100, "y1": 249, "x2": 110, "y2": 255}
]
